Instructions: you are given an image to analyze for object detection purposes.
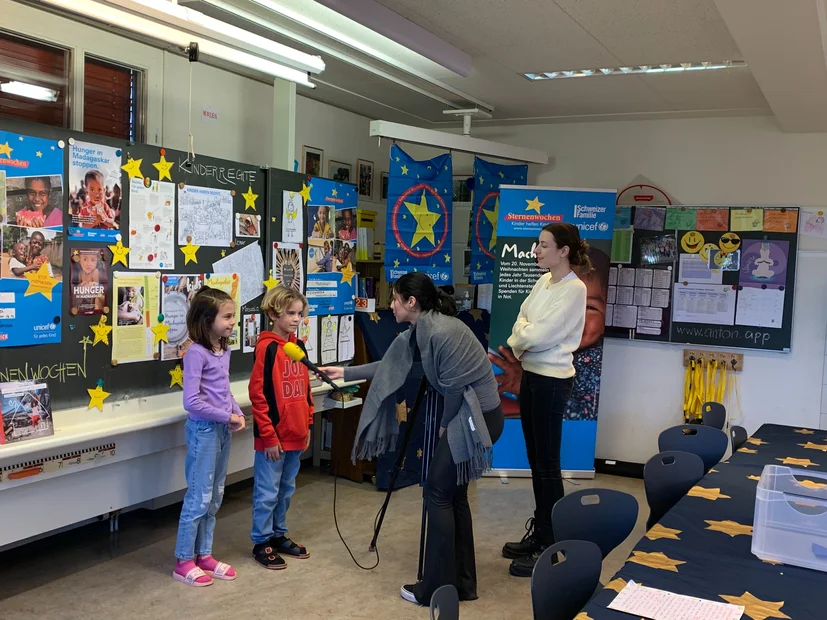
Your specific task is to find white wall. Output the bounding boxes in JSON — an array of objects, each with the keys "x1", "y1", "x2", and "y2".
[{"x1": 472, "y1": 116, "x2": 827, "y2": 463}]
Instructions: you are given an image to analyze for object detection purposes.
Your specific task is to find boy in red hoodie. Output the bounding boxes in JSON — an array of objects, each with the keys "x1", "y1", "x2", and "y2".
[{"x1": 249, "y1": 286, "x2": 314, "y2": 569}]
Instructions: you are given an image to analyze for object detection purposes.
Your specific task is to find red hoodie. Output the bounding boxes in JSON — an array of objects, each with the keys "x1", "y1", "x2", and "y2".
[{"x1": 248, "y1": 331, "x2": 314, "y2": 452}]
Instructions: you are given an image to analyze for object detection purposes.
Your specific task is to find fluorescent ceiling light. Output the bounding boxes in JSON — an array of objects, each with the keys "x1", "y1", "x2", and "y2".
[
  {"x1": 0, "y1": 81, "x2": 60, "y2": 102},
  {"x1": 523, "y1": 60, "x2": 747, "y2": 81},
  {"x1": 41, "y1": 0, "x2": 316, "y2": 87}
]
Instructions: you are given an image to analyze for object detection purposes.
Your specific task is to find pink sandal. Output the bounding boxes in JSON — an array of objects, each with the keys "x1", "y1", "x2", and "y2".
[
  {"x1": 172, "y1": 565, "x2": 213, "y2": 587},
  {"x1": 197, "y1": 556, "x2": 237, "y2": 581}
]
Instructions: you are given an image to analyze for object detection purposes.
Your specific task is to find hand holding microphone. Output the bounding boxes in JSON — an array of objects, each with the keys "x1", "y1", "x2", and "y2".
[{"x1": 283, "y1": 342, "x2": 340, "y2": 390}]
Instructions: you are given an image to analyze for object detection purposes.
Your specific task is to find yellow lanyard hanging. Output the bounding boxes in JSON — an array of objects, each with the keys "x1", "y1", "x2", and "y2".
[
  {"x1": 683, "y1": 359, "x2": 694, "y2": 420},
  {"x1": 717, "y1": 361, "x2": 727, "y2": 403}
]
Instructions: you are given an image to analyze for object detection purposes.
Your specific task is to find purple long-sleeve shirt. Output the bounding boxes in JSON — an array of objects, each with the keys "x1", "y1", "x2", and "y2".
[{"x1": 183, "y1": 343, "x2": 242, "y2": 423}]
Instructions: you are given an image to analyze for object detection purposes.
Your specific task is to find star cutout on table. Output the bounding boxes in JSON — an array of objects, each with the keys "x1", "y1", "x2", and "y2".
[
  {"x1": 776, "y1": 456, "x2": 818, "y2": 467},
  {"x1": 340, "y1": 262, "x2": 356, "y2": 286},
  {"x1": 151, "y1": 321, "x2": 170, "y2": 345},
  {"x1": 573, "y1": 614, "x2": 593, "y2": 620},
  {"x1": 180, "y1": 240, "x2": 200, "y2": 265},
  {"x1": 719, "y1": 592, "x2": 790, "y2": 620},
  {"x1": 604, "y1": 578, "x2": 628, "y2": 594},
  {"x1": 395, "y1": 401, "x2": 408, "y2": 423},
  {"x1": 400, "y1": 164, "x2": 409, "y2": 176},
  {"x1": 331, "y1": 188, "x2": 338, "y2": 197},
  {"x1": 0, "y1": 141, "x2": 12, "y2": 157},
  {"x1": 709, "y1": 468, "x2": 719, "y2": 473},
  {"x1": 444, "y1": 253, "x2": 451, "y2": 263},
  {"x1": 687, "y1": 486, "x2": 731, "y2": 501},
  {"x1": 628, "y1": 551, "x2": 685, "y2": 573},
  {"x1": 747, "y1": 437, "x2": 768, "y2": 446},
  {"x1": 169, "y1": 364, "x2": 184, "y2": 389},
  {"x1": 525, "y1": 196, "x2": 544, "y2": 214},
  {"x1": 794, "y1": 428, "x2": 815, "y2": 434},
  {"x1": 242, "y1": 185, "x2": 259, "y2": 210},
  {"x1": 799, "y1": 441, "x2": 827, "y2": 452},
  {"x1": 646, "y1": 524, "x2": 682, "y2": 541},
  {"x1": 484, "y1": 197, "x2": 500, "y2": 249},
  {"x1": 152, "y1": 154, "x2": 174, "y2": 181},
  {"x1": 221, "y1": 249, "x2": 226, "y2": 257},
  {"x1": 109, "y1": 240, "x2": 130, "y2": 267},
  {"x1": 405, "y1": 190, "x2": 441, "y2": 247},
  {"x1": 299, "y1": 182, "x2": 312, "y2": 203},
  {"x1": 739, "y1": 448, "x2": 758, "y2": 453},
  {"x1": 705, "y1": 520, "x2": 753, "y2": 537},
  {"x1": 416, "y1": 449, "x2": 423, "y2": 459},
  {"x1": 762, "y1": 558, "x2": 784, "y2": 566},
  {"x1": 90, "y1": 316, "x2": 113, "y2": 346},
  {"x1": 87, "y1": 385, "x2": 111, "y2": 411},
  {"x1": 369, "y1": 312, "x2": 380, "y2": 323},
  {"x1": 36, "y1": 151, "x2": 42, "y2": 158},
  {"x1": 23, "y1": 262, "x2": 59, "y2": 301},
  {"x1": 393, "y1": 259, "x2": 400, "y2": 267},
  {"x1": 263, "y1": 269, "x2": 279, "y2": 291},
  {"x1": 748, "y1": 475, "x2": 761, "y2": 481},
  {"x1": 121, "y1": 157, "x2": 143, "y2": 179},
  {"x1": 796, "y1": 478, "x2": 827, "y2": 490},
  {"x1": 469, "y1": 309, "x2": 483, "y2": 322}
]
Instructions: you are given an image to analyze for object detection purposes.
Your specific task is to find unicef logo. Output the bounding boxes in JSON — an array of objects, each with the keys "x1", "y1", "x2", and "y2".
[
  {"x1": 439, "y1": 272, "x2": 449, "y2": 281},
  {"x1": 598, "y1": 222, "x2": 608, "y2": 231},
  {"x1": 50, "y1": 323, "x2": 57, "y2": 330}
]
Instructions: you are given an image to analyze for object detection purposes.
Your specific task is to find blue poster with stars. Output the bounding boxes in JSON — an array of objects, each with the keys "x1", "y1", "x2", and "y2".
[
  {"x1": 0, "y1": 130, "x2": 65, "y2": 347},
  {"x1": 469, "y1": 157, "x2": 528, "y2": 284},
  {"x1": 384, "y1": 145, "x2": 453, "y2": 284}
]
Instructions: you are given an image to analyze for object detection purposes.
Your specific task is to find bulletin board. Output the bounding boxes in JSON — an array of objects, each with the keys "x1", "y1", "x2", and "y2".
[
  {"x1": 606, "y1": 205, "x2": 798, "y2": 352},
  {"x1": 0, "y1": 118, "x2": 267, "y2": 409}
]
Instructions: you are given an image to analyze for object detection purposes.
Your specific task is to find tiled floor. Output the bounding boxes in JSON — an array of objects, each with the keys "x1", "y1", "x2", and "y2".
[{"x1": 0, "y1": 470, "x2": 647, "y2": 619}]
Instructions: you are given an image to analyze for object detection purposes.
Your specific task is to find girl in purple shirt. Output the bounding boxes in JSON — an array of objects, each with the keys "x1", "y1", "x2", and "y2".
[{"x1": 173, "y1": 287, "x2": 246, "y2": 587}]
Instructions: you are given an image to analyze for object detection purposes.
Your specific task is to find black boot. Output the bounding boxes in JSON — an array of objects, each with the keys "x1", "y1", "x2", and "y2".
[
  {"x1": 502, "y1": 517, "x2": 541, "y2": 559},
  {"x1": 508, "y1": 544, "x2": 549, "y2": 578}
]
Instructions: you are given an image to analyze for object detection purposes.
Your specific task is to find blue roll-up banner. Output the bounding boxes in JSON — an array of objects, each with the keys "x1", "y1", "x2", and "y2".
[{"x1": 488, "y1": 186, "x2": 616, "y2": 475}]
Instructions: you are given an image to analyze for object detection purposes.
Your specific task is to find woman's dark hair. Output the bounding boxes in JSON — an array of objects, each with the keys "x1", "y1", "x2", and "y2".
[
  {"x1": 542, "y1": 222, "x2": 592, "y2": 273},
  {"x1": 392, "y1": 272, "x2": 457, "y2": 316},
  {"x1": 187, "y1": 286, "x2": 234, "y2": 351}
]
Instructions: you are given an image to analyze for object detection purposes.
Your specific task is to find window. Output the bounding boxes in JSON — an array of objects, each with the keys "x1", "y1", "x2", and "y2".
[
  {"x1": 83, "y1": 56, "x2": 143, "y2": 142},
  {"x1": 0, "y1": 31, "x2": 69, "y2": 128}
]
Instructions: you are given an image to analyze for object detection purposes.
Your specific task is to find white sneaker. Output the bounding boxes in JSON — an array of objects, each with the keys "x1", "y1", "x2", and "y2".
[{"x1": 400, "y1": 584, "x2": 420, "y2": 605}]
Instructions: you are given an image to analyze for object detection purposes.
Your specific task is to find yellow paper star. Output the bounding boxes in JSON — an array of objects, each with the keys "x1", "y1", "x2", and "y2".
[
  {"x1": 405, "y1": 190, "x2": 441, "y2": 247},
  {"x1": 151, "y1": 321, "x2": 170, "y2": 345},
  {"x1": 794, "y1": 428, "x2": 815, "y2": 434},
  {"x1": 573, "y1": 614, "x2": 593, "y2": 620},
  {"x1": 242, "y1": 185, "x2": 259, "y2": 210},
  {"x1": 762, "y1": 558, "x2": 784, "y2": 566},
  {"x1": 705, "y1": 520, "x2": 753, "y2": 537},
  {"x1": 740, "y1": 448, "x2": 758, "y2": 453},
  {"x1": 168, "y1": 364, "x2": 184, "y2": 389},
  {"x1": 479, "y1": 175, "x2": 484, "y2": 184},
  {"x1": 221, "y1": 249, "x2": 226, "y2": 257},
  {"x1": 796, "y1": 478, "x2": 827, "y2": 490},
  {"x1": 628, "y1": 551, "x2": 685, "y2": 572},
  {"x1": 799, "y1": 442, "x2": 827, "y2": 452},
  {"x1": 777, "y1": 456, "x2": 818, "y2": 467},
  {"x1": 709, "y1": 468, "x2": 719, "y2": 473},
  {"x1": 476, "y1": 262, "x2": 481, "y2": 270},
  {"x1": 646, "y1": 524, "x2": 682, "y2": 541},
  {"x1": 340, "y1": 262, "x2": 356, "y2": 286},
  {"x1": 121, "y1": 157, "x2": 143, "y2": 179},
  {"x1": 331, "y1": 188, "x2": 338, "y2": 197},
  {"x1": 109, "y1": 240, "x2": 130, "y2": 266},
  {"x1": 748, "y1": 475, "x2": 761, "y2": 481},
  {"x1": 604, "y1": 578, "x2": 628, "y2": 594},
  {"x1": 687, "y1": 486, "x2": 731, "y2": 501},
  {"x1": 36, "y1": 151, "x2": 42, "y2": 158},
  {"x1": 444, "y1": 253, "x2": 451, "y2": 263},
  {"x1": 499, "y1": 170, "x2": 505, "y2": 178},
  {"x1": 23, "y1": 262, "x2": 59, "y2": 301},
  {"x1": 747, "y1": 437, "x2": 768, "y2": 446},
  {"x1": 400, "y1": 164, "x2": 409, "y2": 175},
  {"x1": 263, "y1": 269, "x2": 279, "y2": 291},
  {"x1": 87, "y1": 385, "x2": 111, "y2": 411},
  {"x1": 469, "y1": 309, "x2": 483, "y2": 322},
  {"x1": 180, "y1": 240, "x2": 200, "y2": 265},
  {"x1": 369, "y1": 312, "x2": 380, "y2": 323},
  {"x1": 525, "y1": 196, "x2": 544, "y2": 214},
  {"x1": 719, "y1": 592, "x2": 790, "y2": 620},
  {"x1": 299, "y1": 183, "x2": 312, "y2": 203},
  {"x1": 0, "y1": 141, "x2": 12, "y2": 157},
  {"x1": 484, "y1": 196, "x2": 499, "y2": 249},
  {"x1": 90, "y1": 316, "x2": 113, "y2": 346},
  {"x1": 416, "y1": 448, "x2": 423, "y2": 458},
  {"x1": 152, "y1": 154, "x2": 173, "y2": 181},
  {"x1": 393, "y1": 259, "x2": 400, "y2": 267},
  {"x1": 395, "y1": 401, "x2": 408, "y2": 423}
]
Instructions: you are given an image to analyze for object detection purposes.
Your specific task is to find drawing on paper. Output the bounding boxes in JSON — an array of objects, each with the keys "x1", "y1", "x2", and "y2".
[
  {"x1": 338, "y1": 314, "x2": 354, "y2": 361},
  {"x1": 212, "y1": 242, "x2": 265, "y2": 306},
  {"x1": 320, "y1": 315, "x2": 338, "y2": 364},
  {"x1": 282, "y1": 190, "x2": 304, "y2": 244},
  {"x1": 273, "y1": 242, "x2": 304, "y2": 292},
  {"x1": 299, "y1": 316, "x2": 318, "y2": 364},
  {"x1": 178, "y1": 185, "x2": 233, "y2": 247}
]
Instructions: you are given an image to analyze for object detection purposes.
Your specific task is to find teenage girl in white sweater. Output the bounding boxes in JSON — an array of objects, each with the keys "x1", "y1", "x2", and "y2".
[{"x1": 501, "y1": 222, "x2": 590, "y2": 577}]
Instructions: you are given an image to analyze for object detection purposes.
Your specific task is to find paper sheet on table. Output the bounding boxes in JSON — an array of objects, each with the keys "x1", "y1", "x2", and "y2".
[
  {"x1": 178, "y1": 185, "x2": 233, "y2": 246},
  {"x1": 679, "y1": 253, "x2": 722, "y2": 285},
  {"x1": 212, "y1": 242, "x2": 265, "y2": 307},
  {"x1": 735, "y1": 286, "x2": 785, "y2": 328},
  {"x1": 608, "y1": 581, "x2": 744, "y2": 620},
  {"x1": 673, "y1": 284, "x2": 736, "y2": 325}
]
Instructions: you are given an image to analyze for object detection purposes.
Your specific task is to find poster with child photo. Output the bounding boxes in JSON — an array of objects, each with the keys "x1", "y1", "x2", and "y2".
[
  {"x1": 68, "y1": 141, "x2": 123, "y2": 241},
  {"x1": 70, "y1": 248, "x2": 110, "y2": 315}
]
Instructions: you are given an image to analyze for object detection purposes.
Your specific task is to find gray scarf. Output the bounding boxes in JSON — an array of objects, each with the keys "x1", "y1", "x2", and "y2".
[{"x1": 352, "y1": 311, "x2": 494, "y2": 484}]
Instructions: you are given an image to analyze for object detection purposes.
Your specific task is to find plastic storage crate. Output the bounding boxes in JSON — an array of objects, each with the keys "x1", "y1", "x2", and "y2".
[{"x1": 752, "y1": 465, "x2": 827, "y2": 572}]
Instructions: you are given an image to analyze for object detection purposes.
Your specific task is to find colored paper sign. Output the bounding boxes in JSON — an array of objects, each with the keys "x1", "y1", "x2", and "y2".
[
  {"x1": 763, "y1": 208, "x2": 798, "y2": 233},
  {"x1": 614, "y1": 207, "x2": 632, "y2": 228},
  {"x1": 68, "y1": 141, "x2": 123, "y2": 241},
  {"x1": 112, "y1": 271, "x2": 161, "y2": 364},
  {"x1": 633, "y1": 207, "x2": 665, "y2": 231},
  {"x1": 695, "y1": 209, "x2": 729, "y2": 231},
  {"x1": 70, "y1": 248, "x2": 111, "y2": 315},
  {"x1": 665, "y1": 207, "x2": 697, "y2": 230},
  {"x1": 729, "y1": 208, "x2": 764, "y2": 232}
]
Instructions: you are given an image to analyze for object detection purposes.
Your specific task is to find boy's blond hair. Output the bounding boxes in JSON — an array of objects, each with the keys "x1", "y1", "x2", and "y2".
[{"x1": 261, "y1": 285, "x2": 308, "y2": 318}]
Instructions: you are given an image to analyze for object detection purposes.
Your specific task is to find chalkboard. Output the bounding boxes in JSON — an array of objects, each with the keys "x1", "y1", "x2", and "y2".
[
  {"x1": 606, "y1": 205, "x2": 798, "y2": 352},
  {"x1": 0, "y1": 118, "x2": 268, "y2": 408}
]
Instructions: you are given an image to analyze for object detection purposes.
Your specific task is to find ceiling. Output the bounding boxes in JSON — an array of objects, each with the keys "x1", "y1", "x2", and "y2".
[{"x1": 183, "y1": 0, "x2": 827, "y2": 131}]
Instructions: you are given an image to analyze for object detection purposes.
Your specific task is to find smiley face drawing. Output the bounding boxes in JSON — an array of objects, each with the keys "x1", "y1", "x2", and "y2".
[
  {"x1": 699, "y1": 243, "x2": 718, "y2": 263},
  {"x1": 681, "y1": 231, "x2": 703, "y2": 253},
  {"x1": 719, "y1": 232, "x2": 741, "y2": 252}
]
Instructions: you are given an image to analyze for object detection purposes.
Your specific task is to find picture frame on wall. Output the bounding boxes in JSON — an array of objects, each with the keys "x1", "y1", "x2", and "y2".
[
  {"x1": 381, "y1": 171, "x2": 389, "y2": 200},
  {"x1": 357, "y1": 158, "x2": 374, "y2": 199},
  {"x1": 302, "y1": 145, "x2": 324, "y2": 176},
  {"x1": 328, "y1": 160, "x2": 352, "y2": 183}
]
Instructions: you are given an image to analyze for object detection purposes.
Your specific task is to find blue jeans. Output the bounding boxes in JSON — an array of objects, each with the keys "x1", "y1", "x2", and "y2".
[
  {"x1": 174, "y1": 419, "x2": 232, "y2": 560},
  {"x1": 250, "y1": 449, "x2": 302, "y2": 544}
]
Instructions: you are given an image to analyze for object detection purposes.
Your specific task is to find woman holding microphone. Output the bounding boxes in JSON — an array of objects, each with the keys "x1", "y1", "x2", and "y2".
[
  {"x1": 320, "y1": 272, "x2": 503, "y2": 606},
  {"x1": 500, "y1": 222, "x2": 590, "y2": 577}
]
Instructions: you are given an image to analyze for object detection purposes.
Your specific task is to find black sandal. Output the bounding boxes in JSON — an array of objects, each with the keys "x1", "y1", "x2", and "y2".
[
  {"x1": 252, "y1": 543, "x2": 286, "y2": 570},
  {"x1": 271, "y1": 536, "x2": 310, "y2": 559}
]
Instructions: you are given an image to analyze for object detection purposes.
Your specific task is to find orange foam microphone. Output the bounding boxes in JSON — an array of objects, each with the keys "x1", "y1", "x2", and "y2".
[{"x1": 283, "y1": 341, "x2": 339, "y2": 390}]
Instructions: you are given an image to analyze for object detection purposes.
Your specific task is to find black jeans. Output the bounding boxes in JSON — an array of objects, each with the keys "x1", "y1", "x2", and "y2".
[
  {"x1": 519, "y1": 371, "x2": 574, "y2": 545},
  {"x1": 414, "y1": 405, "x2": 504, "y2": 604}
]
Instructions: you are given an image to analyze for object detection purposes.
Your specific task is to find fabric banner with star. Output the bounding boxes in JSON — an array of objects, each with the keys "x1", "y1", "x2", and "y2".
[
  {"x1": 384, "y1": 144, "x2": 453, "y2": 284},
  {"x1": 1, "y1": 129, "x2": 65, "y2": 347},
  {"x1": 68, "y1": 140, "x2": 123, "y2": 241},
  {"x1": 469, "y1": 158, "x2": 528, "y2": 284},
  {"x1": 489, "y1": 186, "x2": 616, "y2": 474}
]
